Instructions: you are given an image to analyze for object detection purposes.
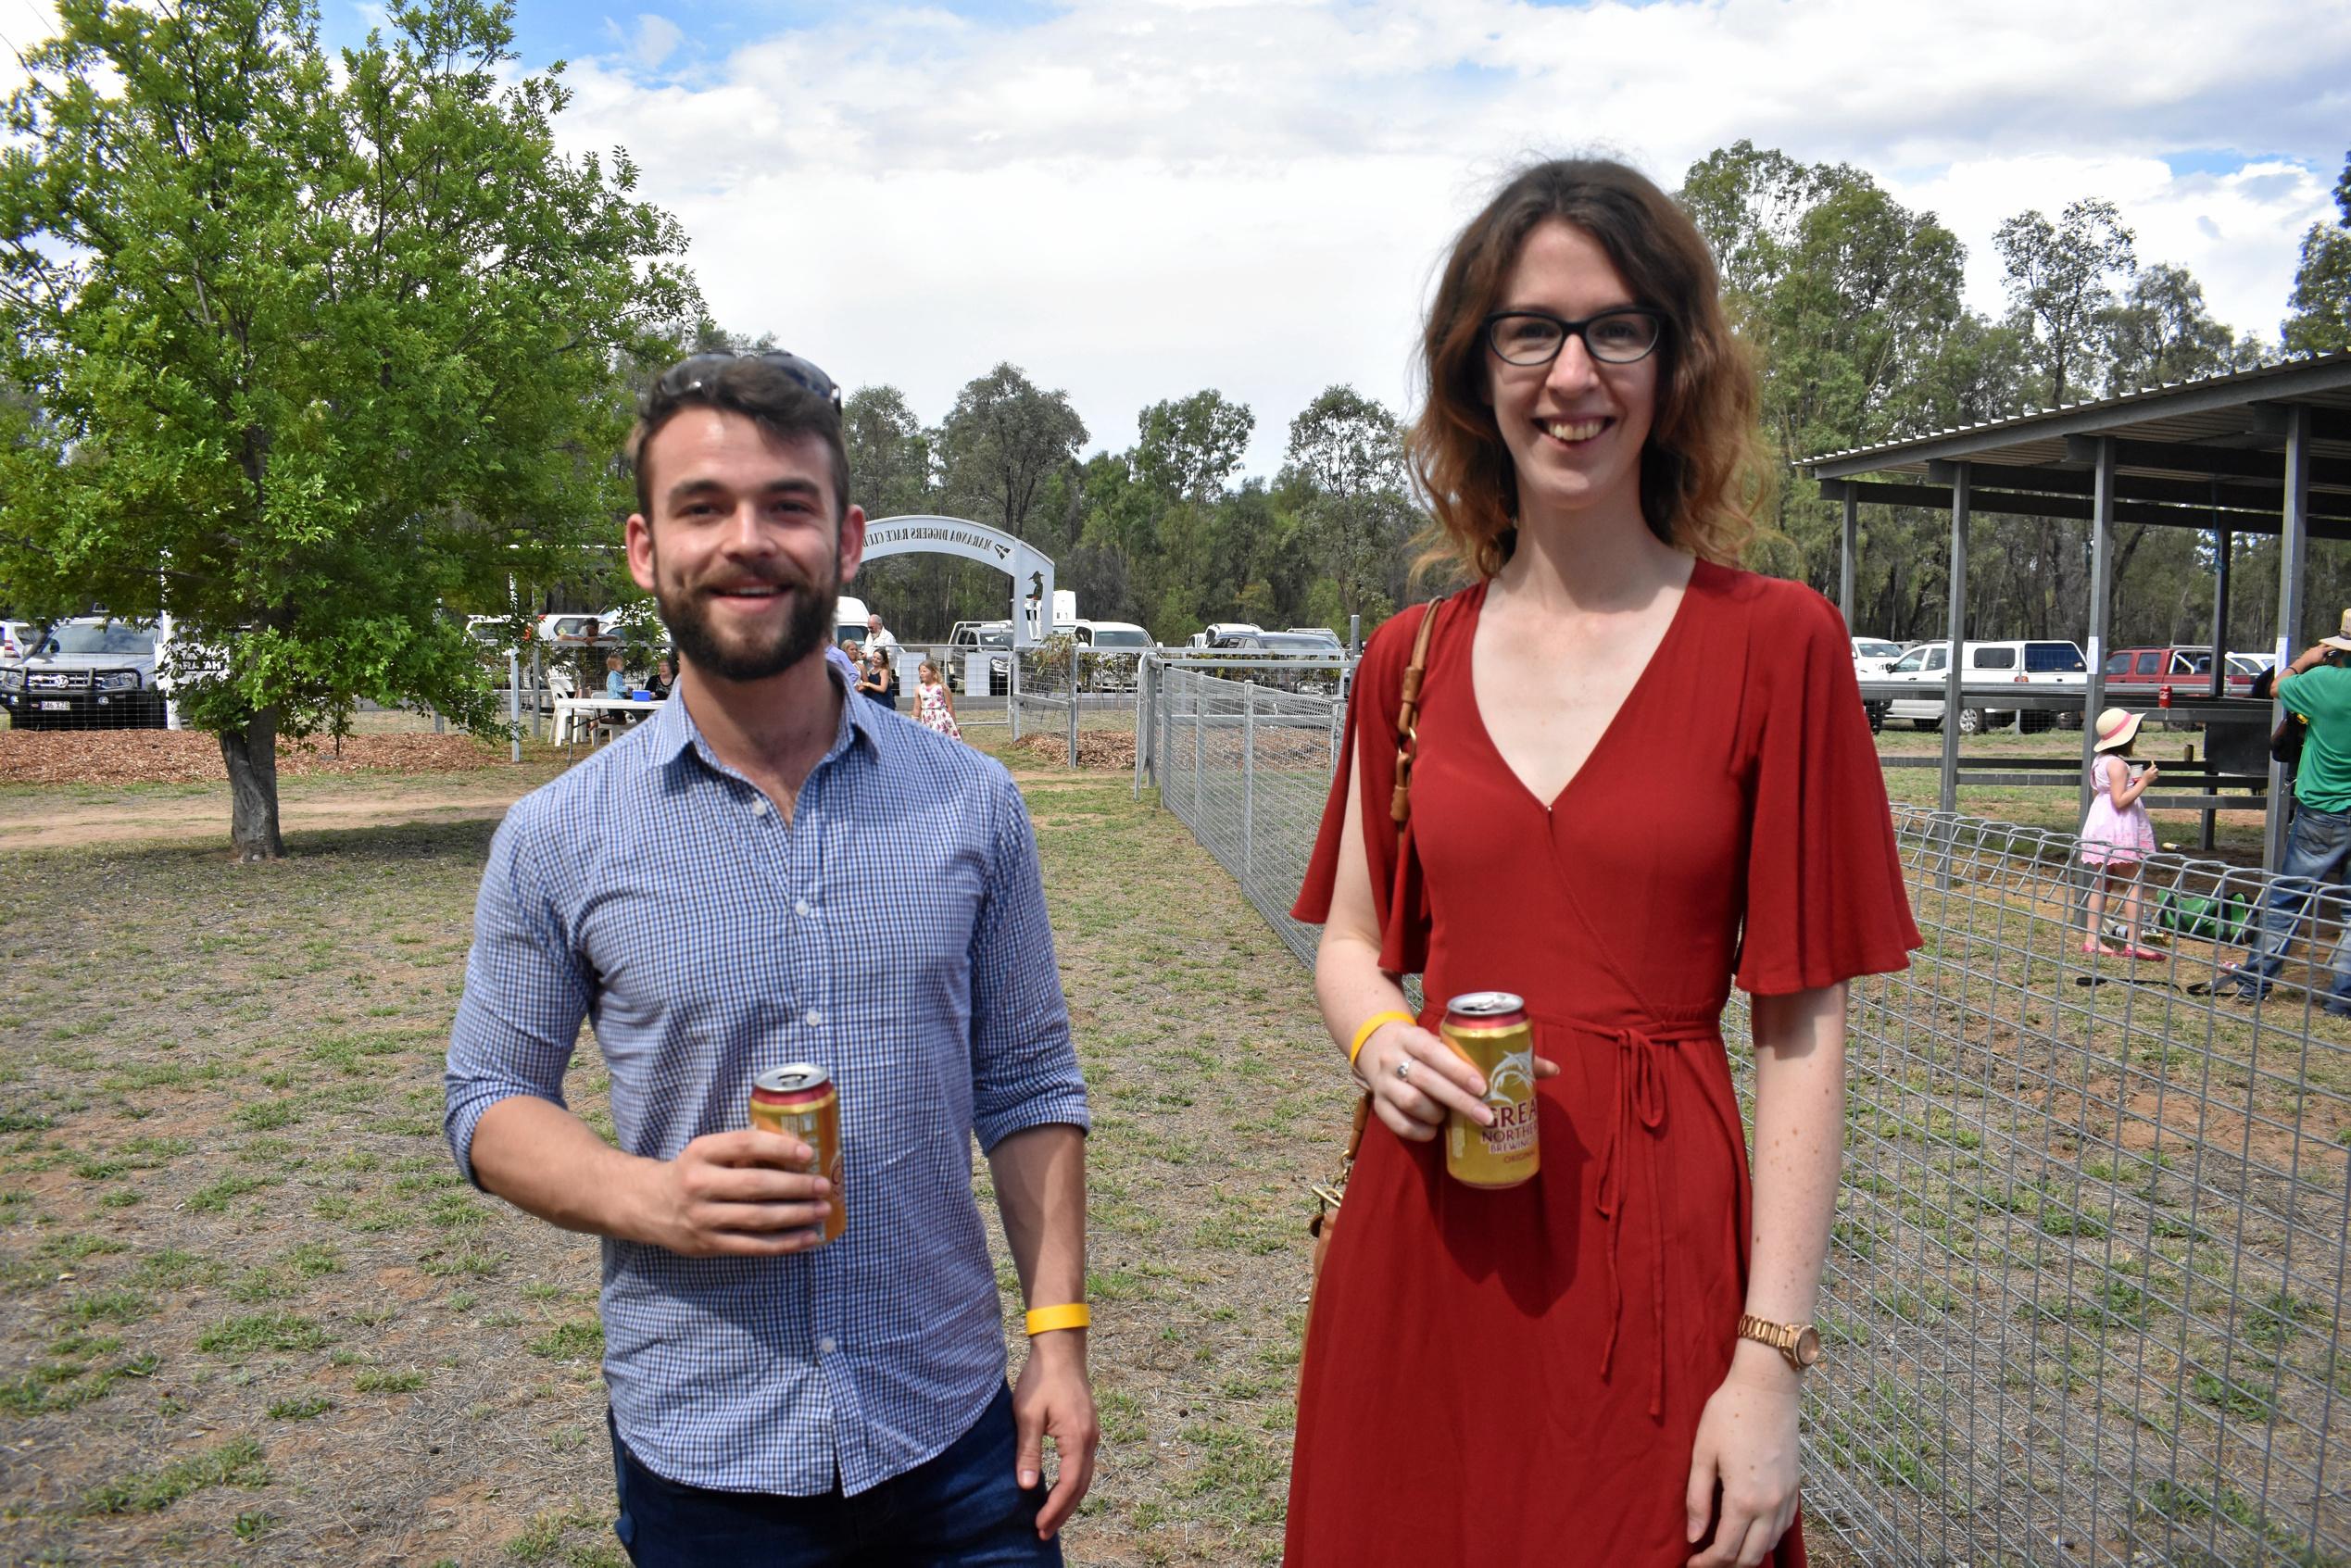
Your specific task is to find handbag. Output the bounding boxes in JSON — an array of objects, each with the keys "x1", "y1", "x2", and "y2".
[{"x1": 1306, "y1": 596, "x2": 1446, "y2": 1311}]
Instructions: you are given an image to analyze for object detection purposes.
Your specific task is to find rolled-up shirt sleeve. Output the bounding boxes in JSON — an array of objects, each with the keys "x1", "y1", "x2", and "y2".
[
  {"x1": 445, "y1": 803, "x2": 592, "y2": 1187},
  {"x1": 968, "y1": 773, "x2": 1088, "y2": 1151}
]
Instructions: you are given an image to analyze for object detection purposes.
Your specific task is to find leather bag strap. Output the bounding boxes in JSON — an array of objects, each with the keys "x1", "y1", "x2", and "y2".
[{"x1": 1390, "y1": 596, "x2": 1447, "y2": 828}]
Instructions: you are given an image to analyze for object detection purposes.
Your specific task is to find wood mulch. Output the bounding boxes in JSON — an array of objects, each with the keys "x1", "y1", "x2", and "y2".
[
  {"x1": 1010, "y1": 731, "x2": 1138, "y2": 771},
  {"x1": 0, "y1": 730, "x2": 500, "y2": 785}
]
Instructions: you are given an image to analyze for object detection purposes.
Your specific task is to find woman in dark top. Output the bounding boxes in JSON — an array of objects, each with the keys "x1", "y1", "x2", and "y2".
[{"x1": 860, "y1": 647, "x2": 899, "y2": 710}]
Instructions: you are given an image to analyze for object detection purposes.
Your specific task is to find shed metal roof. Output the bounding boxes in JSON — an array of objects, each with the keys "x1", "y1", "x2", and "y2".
[{"x1": 1802, "y1": 351, "x2": 2351, "y2": 534}]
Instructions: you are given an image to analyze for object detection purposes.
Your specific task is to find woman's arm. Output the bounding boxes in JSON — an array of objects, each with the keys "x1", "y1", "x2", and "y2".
[
  {"x1": 1314, "y1": 734, "x2": 1499, "y2": 1143},
  {"x1": 1684, "y1": 983, "x2": 1845, "y2": 1568}
]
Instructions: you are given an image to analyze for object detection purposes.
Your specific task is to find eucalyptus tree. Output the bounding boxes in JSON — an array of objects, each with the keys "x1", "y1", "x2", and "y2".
[
  {"x1": 1994, "y1": 198, "x2": 2137, "y2": 408},
  {"x1": 937, "y1": 363, "x2": 1087, "y2": 544},
  {"x1": 2282, "y1": 149, "x2": 2351, "y2": 358},
  {"x1": 0, "y1": 0, "x2": 694, "y2": 859}
]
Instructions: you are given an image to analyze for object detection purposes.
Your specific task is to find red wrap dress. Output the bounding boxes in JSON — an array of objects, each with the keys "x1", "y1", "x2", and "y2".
[{"x1": 1286, "y1": 562, "x2": 1920, "y2": 1567}]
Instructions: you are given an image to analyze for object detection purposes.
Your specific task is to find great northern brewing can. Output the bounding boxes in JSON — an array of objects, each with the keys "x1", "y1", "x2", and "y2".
[
  {"x1": 749, "y1": 1064, "x2": 846, "y2": 1245},
  {"x1": 1440, "y1": 992, "x2": 1539, "y2": 1189}
]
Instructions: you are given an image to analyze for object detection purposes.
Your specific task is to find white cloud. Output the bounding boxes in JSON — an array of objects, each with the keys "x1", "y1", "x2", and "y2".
[
  {"x1": 629, "y1": 13, "x2": 684, "y2": 71},
  {"x1": 541, "y1": 0, "x2": 2349, "y2": 474}
]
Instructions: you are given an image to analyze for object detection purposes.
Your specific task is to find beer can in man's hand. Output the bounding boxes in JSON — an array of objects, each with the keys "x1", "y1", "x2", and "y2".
[
  {"x1": 1440, "y1": 993, "x2": 1539, "y2": 1189},
  {"x1": 749, "y1": 1064, "x2": 846, "y2": 1244}
]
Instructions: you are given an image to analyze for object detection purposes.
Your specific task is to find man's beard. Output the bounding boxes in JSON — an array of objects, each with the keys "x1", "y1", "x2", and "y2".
[{"x1": 654, "y1": 558, "x2": 840, "y2": 684}]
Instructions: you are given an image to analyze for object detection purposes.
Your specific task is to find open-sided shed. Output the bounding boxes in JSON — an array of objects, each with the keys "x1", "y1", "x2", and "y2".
[{"x1": 1804, "y1": 351, "x2": 2351, "y2": 870}]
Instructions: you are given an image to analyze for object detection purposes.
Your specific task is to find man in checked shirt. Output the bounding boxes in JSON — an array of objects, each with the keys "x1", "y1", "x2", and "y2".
[{"x1": 445, "y1": 350, "x2": 1095, "y2": 1566}]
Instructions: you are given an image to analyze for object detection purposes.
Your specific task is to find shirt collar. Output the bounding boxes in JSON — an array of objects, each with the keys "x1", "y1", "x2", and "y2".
[{"x1": 647, "y1": 659, "x2": 878, "y2": 776}]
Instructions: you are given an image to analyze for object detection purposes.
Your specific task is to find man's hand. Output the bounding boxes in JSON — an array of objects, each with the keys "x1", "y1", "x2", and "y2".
[
  {"x1": 1011, "y1": 1333, "x2": 1098, "y2": 1539},
  {"x1": 633, "y1": 1129, "x2": 832, "y2": 1257}
]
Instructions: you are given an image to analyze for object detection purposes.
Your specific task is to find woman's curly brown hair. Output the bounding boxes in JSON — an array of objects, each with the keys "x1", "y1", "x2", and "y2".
[{"x1": 1409, "y1": 157, "x2": 1773, "y2": 581}]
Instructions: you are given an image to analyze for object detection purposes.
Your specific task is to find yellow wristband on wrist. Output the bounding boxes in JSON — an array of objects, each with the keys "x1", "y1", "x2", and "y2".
[
  {"x1": 1349, "y1": 1010, "x2": 1416, "y2": 1065},
  {"x1": 1025, "y1": 1303, "x2": 1090, "y2": 1336}
]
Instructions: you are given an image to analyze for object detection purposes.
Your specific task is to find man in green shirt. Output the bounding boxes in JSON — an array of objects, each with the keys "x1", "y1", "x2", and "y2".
[{"x1": 2228, "y1": 612, "x2": 2351, "y2": 1010}]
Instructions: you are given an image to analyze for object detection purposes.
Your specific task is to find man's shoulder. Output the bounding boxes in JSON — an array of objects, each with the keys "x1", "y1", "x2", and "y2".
[{"x1": 503, "y1": 726, "x2": 664, "y2": 840}]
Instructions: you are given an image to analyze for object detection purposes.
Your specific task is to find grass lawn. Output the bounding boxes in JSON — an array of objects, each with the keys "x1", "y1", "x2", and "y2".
[{"x1": 0, "y1": 736, "x2": 1346, "y2": 1565}]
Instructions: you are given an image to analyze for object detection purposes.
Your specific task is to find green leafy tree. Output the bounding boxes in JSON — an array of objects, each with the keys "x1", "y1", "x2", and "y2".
[
  {"x1": 1281, "y1": 386, "x2": 1413, "y2": 626},
  {"x1": 2282, "y1": 148, "x2": 2351, "y2": 357},
  {"x1": 1133, "y1": 390, "x2": 1253, "y2": 506},
  {"x1": 0, "y1": 0, "x2": 693, "y2": 858},
  {"x1": 2101, "y1": 263, "x2": 2266, "y2": 394},
  {"x1": 1994, "y1": 198, "x2": 2137, "y2": 407},
  {"x1": 937, "y1": 363, "x2": 1087, "y2": 541}
]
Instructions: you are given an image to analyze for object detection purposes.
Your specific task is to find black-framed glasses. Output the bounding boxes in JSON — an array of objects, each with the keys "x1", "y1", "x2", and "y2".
[
  {"x1": 1482, "y1": 307, "x2": 1666, "y2": 367},
  {"x1": 647, "y1": 349, "x2": 843, "y2": 412}
]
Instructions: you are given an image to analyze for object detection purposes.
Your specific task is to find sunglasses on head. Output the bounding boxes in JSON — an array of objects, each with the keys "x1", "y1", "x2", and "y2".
[{"x1": 647, "y1": 349, "x2": 842, "y2": 413}]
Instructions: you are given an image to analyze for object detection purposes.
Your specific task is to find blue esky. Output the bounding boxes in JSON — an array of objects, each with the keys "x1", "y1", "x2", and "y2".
[{"x1": 9, "y1": 0, "x2": 2348, "y2": 478}]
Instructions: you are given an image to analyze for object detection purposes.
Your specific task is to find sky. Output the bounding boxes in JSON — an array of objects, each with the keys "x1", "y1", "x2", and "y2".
[{"x1": 3, "y1": 0, "x2": 2347, "y2": 481}]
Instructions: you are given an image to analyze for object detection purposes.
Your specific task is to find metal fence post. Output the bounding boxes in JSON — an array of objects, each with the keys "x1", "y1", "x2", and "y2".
[
  {"x1": 1191, "y1": 675, "x2": 1203, "y2": 823},
  {"x1": 1010, "y1": 653, "x2": 1022, "y2": 742},
  {"x1": 1067, "y1": 658, "x2": 1079, "y2": 768},
  {"x1": 1242, "y1": 682, "x2": 1256, "y2": 889}
]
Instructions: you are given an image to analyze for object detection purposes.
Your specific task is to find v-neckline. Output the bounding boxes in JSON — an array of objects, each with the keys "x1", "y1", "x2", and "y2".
[{"x1": 1463, "y1": 558, "x2": 1708, "y2": 815}]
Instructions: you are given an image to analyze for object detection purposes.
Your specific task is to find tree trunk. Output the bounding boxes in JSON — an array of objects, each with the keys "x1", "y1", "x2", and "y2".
[{"x1": 219, "y1": 706, "x2": 284, "y2": 862}]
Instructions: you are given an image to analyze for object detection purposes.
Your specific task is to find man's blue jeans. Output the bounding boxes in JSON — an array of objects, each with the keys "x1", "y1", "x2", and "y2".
[
  {"x1": 2232, "y1": 801, "x2": 2351, "y2": 1003},
  {"x1": 608, "y1": 1384, "x2": 1061, "y2": 1568}
]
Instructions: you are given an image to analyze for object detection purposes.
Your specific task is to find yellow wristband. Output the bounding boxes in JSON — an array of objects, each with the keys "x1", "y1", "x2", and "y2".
[
  {"x1": 1025, "y1": 1303, "x2": 1090, "y2": 1336},
  {"x1": 1349, "y1": 1010, "x2": 1416, "y2": 1065}
]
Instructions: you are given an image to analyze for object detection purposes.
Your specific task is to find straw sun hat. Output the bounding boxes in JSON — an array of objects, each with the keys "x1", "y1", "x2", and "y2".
[{"x1": 2093, "y1": 708, "x2": 2144, "y2": 753}]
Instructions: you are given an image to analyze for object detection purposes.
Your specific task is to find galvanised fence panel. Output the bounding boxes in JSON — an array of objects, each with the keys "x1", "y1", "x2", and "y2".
[{"x1": 1138, "y1": 665, "x2": 2349, "y2": 1568}]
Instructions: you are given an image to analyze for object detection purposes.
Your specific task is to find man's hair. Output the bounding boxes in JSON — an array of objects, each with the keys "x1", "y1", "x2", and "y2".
[
  {"x1": 1408, "y1": 156, "x2": 1773, "y2": 580},
  {"x1": 627, "y1": 357, "x2": 852, "y2": 523}
]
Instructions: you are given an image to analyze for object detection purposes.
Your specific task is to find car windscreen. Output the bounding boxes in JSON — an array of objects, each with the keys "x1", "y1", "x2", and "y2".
[
  {"x1": 2024, "y1": 643, "x2": 2085, "y2": 672},
  {"x1": 1090, "y1": 629, "x2": 1151, "y2": 649},
  {"x1": 979, "y1": 629, "x2": 1012, "y2": 648},
  {"x1": 1257, "y1": 633, "x2": 1338, "y2": 654},
  {"x1": 48, "y1": 624, "x2": 154, "y2": 657},
  {"x1": 1854, "y1": 641, "x2": 1901, "y2": 659}
]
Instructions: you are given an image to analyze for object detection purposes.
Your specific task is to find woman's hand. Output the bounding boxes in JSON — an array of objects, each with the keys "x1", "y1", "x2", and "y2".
[
  {"x1": 1353, "y1": 1023, "x2": 1562, "y2": 1141},
  {"x1": 1684, "y1": 1348, "x2": 1802, "y2": 1567}
]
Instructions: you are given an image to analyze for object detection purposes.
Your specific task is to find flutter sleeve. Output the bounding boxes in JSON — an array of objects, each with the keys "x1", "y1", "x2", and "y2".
[
  {"x1": 1733, "y1": 586, "x2": 1922, "y2": 997},
  {"x1": 1292, "y1": 605, "x2": 1433, "y2": 976}
]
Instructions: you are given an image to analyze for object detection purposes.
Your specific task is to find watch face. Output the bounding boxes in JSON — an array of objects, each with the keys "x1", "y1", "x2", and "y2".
[{"x1": 1793, "y1": 1325, "x2": 1823, "y2": 1365}]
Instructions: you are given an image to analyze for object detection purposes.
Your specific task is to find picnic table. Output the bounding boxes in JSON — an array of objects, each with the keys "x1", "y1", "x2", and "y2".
[{"x1": 554, "y1": 696, "x2": 664, "y2": 751}]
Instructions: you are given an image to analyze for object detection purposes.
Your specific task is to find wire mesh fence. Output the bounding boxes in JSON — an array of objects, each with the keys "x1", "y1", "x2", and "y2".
[{"x1": 1139, "y1": 661, "x2": 2351, "y2": 1568}]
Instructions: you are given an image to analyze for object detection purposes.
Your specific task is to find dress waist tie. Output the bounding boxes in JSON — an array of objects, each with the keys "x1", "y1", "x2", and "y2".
[{"x1": 1582, "y1": 1018, "x2": 1717, "y2": 1419}]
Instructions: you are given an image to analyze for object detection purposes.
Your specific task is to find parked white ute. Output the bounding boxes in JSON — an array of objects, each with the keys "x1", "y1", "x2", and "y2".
[{"x1": 1879, "y1": 639, "x2": 2088, "y2": 734}]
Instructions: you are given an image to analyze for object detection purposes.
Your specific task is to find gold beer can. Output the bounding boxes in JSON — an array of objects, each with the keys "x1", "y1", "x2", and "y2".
[
  {"x1": 1440, "y1": 992, "x2": 1539, "y2": 1189},
  {"x1": 748, "y1": 1063, "x2": 846, "y2": 1244}
]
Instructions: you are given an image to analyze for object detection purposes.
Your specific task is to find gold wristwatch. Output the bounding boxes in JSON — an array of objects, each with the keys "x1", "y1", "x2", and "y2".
[{"x1": 1737, "y1": 1313, "x2": 1823, "y2": 1372}]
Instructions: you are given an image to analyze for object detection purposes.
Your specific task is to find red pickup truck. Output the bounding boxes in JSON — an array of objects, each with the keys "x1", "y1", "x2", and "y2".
[{"x1": 2100, "y1": 646, "x2": 2261, "y2": 702}]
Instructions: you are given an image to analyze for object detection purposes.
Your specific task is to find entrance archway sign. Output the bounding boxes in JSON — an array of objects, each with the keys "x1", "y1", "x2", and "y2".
[{"x1": 860, "y1": 515, "x2": 1055, "y2": 648}]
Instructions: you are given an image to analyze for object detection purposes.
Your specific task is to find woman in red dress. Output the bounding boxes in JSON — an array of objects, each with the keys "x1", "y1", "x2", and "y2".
[{"x1": 1288, "y1": 158, "x2": 1919, "y2": 1568}]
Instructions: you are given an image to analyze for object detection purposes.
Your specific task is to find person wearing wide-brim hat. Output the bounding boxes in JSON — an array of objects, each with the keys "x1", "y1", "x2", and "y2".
[
  {"x1": 2225, "y1": 610, "x2": 2351, "y2": 1010},
  {"x1": 2080, "y1": 708, "x2": 2159, "y2": 959}
]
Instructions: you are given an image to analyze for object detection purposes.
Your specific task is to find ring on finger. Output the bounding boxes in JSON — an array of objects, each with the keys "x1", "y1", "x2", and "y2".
[{"x1": 1395, "y1": 1057, "x2": 1414, "y2": 1082}]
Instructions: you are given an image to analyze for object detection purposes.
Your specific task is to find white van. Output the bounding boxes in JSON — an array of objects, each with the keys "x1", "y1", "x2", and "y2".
[{"x1": 1880, "y1": 639, "x2": 2088, "y2": 734}]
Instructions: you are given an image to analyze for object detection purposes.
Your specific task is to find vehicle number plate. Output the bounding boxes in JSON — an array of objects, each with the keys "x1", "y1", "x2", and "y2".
[{"x1": 38, "y1": 701, "x2": 69, "y2": 711}]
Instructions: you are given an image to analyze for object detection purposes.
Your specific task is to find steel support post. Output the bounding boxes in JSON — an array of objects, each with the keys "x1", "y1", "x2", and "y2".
[
  {"x1": 2205, "y1": 515, "x2": 2232, "y2": 851},
  {"x1": 1243, "y1": 683, "x2": 1256, "y2": 886},
  {"x1": 2080, "y1": 438, "x2": 2116, "y2": 822},
  {"x1": 1067, "y1": 666, "x2": 1079, "y2": 769},
  {"x1": 1840, "y1": 490, "x2": 1858, "y2": 631},
  {"x1": 1010, "y1": 655, "x2": 1022, "y2": 742},
  {"x1": 1939, "y1": 464, "x2": 1969, "y2": 819},
  {"x1": 507, "y1": 646, "x2": 522, "y2": 763},
  {"x1": 2267, "y1": 407, "x2": 2313, "y2": 872}
]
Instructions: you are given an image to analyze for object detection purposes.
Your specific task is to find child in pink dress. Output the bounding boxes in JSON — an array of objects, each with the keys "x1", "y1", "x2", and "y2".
[
  {"x1": 915, "y1": 660, "x2": 962, "y2": 740},
  {"x1": 2081, "y1": 706, "x2": 2160, "y2": 959}
]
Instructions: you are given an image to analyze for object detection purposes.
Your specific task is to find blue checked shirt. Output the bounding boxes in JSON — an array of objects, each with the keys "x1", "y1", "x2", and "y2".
[{"x1": 445, "y1": 668, "x2": 1087, "y2": 1496}]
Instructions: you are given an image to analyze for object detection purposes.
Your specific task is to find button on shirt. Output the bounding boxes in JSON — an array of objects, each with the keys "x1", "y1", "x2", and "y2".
[{"x1": 444, "y1": 670, "x2": 1087, "y2": 1496}]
